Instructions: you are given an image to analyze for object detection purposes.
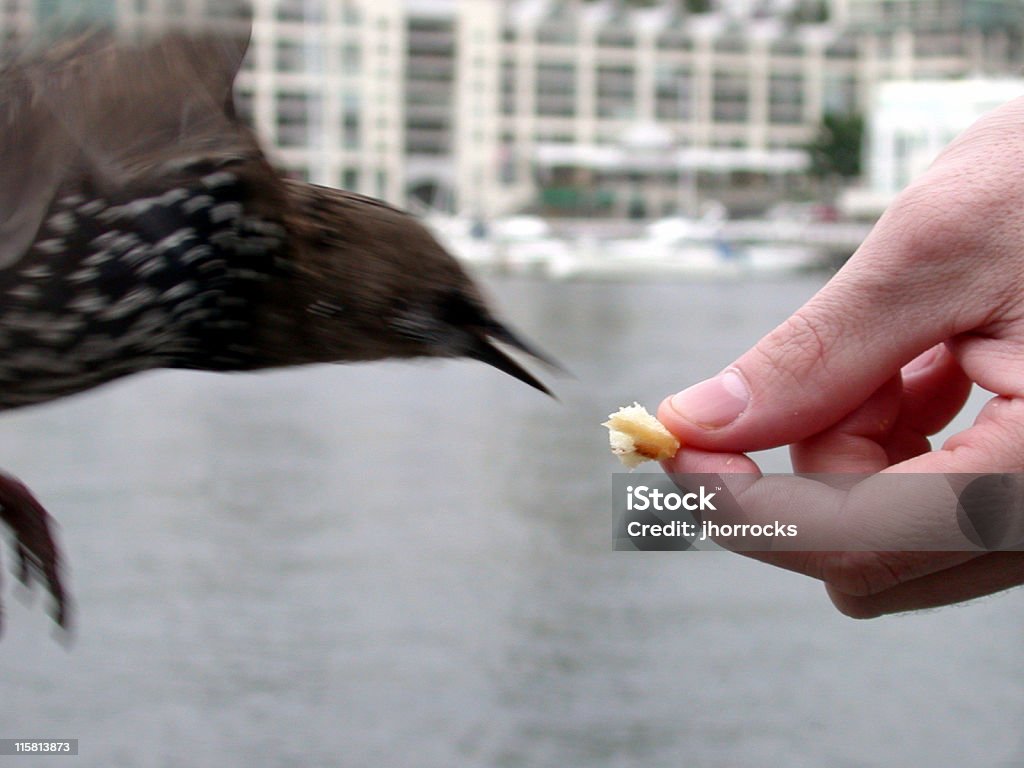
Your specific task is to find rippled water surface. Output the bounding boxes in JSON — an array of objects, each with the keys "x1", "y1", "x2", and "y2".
[{"x1": 1, "y1": 274, "x2": 1022, "y2": 767}]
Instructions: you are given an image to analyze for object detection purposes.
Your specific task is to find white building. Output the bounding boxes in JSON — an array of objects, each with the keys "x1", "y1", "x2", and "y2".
[{"x1": 843, "y1": 78, "x2": 1024, "y2": 215}]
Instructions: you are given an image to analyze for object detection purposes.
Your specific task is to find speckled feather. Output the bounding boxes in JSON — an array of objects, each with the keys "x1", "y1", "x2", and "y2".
[{"x1": 0, "y1": 31, "x2": 291, "y2": 410}]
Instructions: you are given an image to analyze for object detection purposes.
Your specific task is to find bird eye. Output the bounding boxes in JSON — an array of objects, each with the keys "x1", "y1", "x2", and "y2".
[{"x1": 439, "y1": 291, "x2": 486, "y2": 328}]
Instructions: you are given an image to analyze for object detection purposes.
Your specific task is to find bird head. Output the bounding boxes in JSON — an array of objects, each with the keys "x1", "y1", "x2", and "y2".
[{"x1": 254, "y1": 182, "x2": 558, "y2": 395}]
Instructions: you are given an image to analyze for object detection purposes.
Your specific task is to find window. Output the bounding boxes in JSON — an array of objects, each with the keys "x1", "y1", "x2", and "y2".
[
  {"x1": 536, "y1": 61, "x2": 576, "y2": 117},
  {"x1": 276, "y1": 91, "x2": 322, "y2": 148},
  {"x1": 276, "y1": 40, "x2": 303, "y2": 72},
  {"x1": 537, "y1": 20, "x2": 576, "y2": 45},
  {"x1": 276, "y1": 0, "x2": 323, "y2": 23},
  {"x1": 915, "y1": 34, "x2": 964, "y2": 57},
  {"x1": 657, "y1": 30, "x2": 693, "y2": 52},
  {"x1": 342, "y1": 2, "x2": 361, "y2": 25},
  {"x1": 36, "y1": 0, "x2": 115, "y2": 22},
  {"x1": 276, "y1": 39, "x2": 324, "y2": 74},
  {"x1": 770, "y1": 38, "x2": 803, "y2": 57},
  {"x1": 501, "y1": 60, "x2": 517, "y2": 115},
  {"x1": 655, "y1": 64, "x2": 693, "y2": 121},
  {"x1": 597, "y1": 24, "x2": 634, "y2": 49},
  {"x1": 826, "y1": 38, "x2": 857, "y2": 61},
  {"x1": 234, "y1": 89, "x2": 255, "y2": 126},
  {"x1": 342, "y1": 93, "x2": 361, "y2": 149},
  {"x1": 713, "y1": 71, "x2": 748, "y2": 122},
  {"x1": 714, "y1": 34, "x2": 747, "y2": 55},
  {"x1": 597, "y1": 64, "x2": 636, "y2": 119},
  {"x1": 342, "y1": 42, "x2": 361, "y2": 73},
  {"x1": 769, "y1": 73, "x2": 803, "y2": 124},
  {"x1": 499, "y1": 142, "x2": 517, "y2": 184},
  {"x1": 536, "y1": 1, "x2": 575, "y2": 44},
  {"x1": 824, "y1": 74, "x2": 857, "y2": 114}
]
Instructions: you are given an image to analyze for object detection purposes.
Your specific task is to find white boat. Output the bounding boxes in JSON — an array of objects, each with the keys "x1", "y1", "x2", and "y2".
[
  {"x1": 422, "y1": 214, "x2": 496, "y2": 267},
  {"x1": 550, "y1": 212, "x2": 827, "y2": 280},
  {"x1": 425, "y1": 214, "x2": 573, "y2": 274},
  {"x1": 427, "y1": 210, "x2": 833, "y2": 279}
]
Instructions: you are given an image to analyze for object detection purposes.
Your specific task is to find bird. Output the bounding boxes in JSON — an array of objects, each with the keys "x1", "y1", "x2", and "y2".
[{"x1": 0, "y1": 26, "x2": 557, "y2": 633}]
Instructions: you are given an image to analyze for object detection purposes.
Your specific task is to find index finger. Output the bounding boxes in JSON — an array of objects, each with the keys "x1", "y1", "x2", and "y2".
[
  {"x1": 662, "y1": 457, "x2": 981, "y2": 596},
  {"x1": 663, "y1": 393, "x2": 1024, "y2": 592}
]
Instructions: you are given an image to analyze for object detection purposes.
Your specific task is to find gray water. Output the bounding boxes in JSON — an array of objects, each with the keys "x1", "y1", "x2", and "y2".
[{"x1": 0, "y1": 275, "x2": 1022, "y2": 768}]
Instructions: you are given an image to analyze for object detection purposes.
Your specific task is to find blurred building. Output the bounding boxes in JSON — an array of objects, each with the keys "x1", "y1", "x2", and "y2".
[
  {"x1": 842, "y1": 77, "x2": 1024, "y2": 215},
  {"x1": 474, "y1": 0, "x2": 1022, "y2": 218},
  {"x1": 1, "y1": 0, "x2": 1022, "y2": 218},
  {"x1": 239, "y1": 0, "x2": 406, "y2": 204}
]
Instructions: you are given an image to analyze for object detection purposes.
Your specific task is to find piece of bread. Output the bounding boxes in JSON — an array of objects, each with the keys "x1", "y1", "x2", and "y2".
[{"x1": 603, "y1": 403, "x2": 680, "y2": 469}]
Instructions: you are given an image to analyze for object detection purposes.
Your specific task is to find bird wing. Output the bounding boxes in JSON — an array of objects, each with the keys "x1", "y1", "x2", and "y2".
[{"x1": 0, "y1": 27, "x2": 256, "y2": 267}]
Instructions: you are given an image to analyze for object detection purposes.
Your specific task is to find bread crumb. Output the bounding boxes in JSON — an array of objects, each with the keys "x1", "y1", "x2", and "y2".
[{"x1": 603, "y1": 403, "x2": 681, "y2": 469}]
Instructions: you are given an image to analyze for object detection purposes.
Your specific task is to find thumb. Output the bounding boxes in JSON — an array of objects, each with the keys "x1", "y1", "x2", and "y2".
[{"x1": 657, "y1": 264, "x2": 947, "y2": 452}]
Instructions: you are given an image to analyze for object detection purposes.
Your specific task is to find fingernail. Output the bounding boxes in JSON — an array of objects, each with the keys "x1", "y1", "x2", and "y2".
[
  {"x1": 903, "y1": 345, "x2": 942, "y2": 375},
  {"x1": 669, "y1": 369, "x2": 750, "y2": 428}
]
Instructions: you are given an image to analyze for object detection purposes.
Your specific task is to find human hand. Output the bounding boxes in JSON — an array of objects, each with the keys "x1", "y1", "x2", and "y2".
[{"x1": 657, "y1": 95, "x2": 1024, "y2": 618}]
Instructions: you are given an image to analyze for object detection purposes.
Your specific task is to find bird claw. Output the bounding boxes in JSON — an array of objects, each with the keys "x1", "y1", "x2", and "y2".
[{"x1": 0, "y1": 473, "x2": 70, "y2": 632}]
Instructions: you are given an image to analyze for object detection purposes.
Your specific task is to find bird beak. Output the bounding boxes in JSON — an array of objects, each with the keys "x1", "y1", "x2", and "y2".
[{"x1": 466, "y1": 324, "x2": 560, "y2": 397}]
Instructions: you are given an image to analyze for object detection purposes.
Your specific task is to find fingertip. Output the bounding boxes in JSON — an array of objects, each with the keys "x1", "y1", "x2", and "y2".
[
  {"x1": 656, "y1": 396, "x2": 684, "y2": 437},
  {"x1": 661, "y1": 447, "x2": 761, "y2": 476},
  {"x1": 898, "y1": 342, "x2": 972, "y2": 438},
  {"x1": 900, "y1": 344, "x2": 944, "y2": 378},
  {"x1": 825, "y1": 585, "x2": 884, "y2": 620}
]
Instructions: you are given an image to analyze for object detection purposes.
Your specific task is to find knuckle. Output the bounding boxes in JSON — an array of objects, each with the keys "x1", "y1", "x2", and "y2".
[
  {"x1": 883, "y1": 181, "x2": 977, "y2": 261},
  {"x1": 881, "y1": 134, "x2": 1024, "y2": 268},
  {"x1": 752, "y1": 309, "x2": 836, "y2": 386}
]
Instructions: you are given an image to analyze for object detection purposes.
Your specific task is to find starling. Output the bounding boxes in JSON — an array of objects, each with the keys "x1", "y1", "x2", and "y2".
[{"x1": 0, "y1": 29, "x2": 556, "y2": 633}]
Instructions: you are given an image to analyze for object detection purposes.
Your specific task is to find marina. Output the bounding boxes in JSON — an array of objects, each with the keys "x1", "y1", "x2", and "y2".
[{"x1": 427, "y1": 213, "x2": 874, "y2": 280}]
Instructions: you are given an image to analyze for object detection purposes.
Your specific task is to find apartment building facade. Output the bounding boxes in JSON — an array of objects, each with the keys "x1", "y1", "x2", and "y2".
[{"x1": 464, "y1": 0, "x2": 1023, "y2": 218}]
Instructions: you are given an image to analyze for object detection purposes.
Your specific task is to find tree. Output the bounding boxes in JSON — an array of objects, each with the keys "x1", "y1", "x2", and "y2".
[
  {"x1": 788, "y1": 0, "x2": 829, "y2": 24},
  {"x1": 806, "y1": 112, "x2": 864, "y2": 179}
]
